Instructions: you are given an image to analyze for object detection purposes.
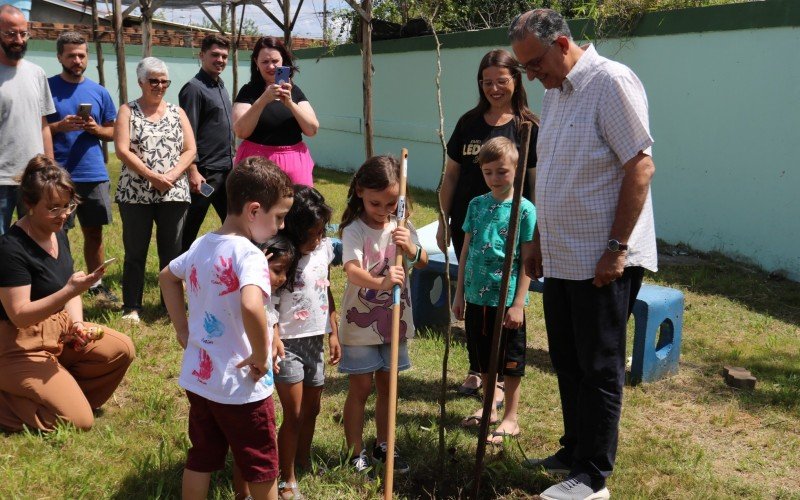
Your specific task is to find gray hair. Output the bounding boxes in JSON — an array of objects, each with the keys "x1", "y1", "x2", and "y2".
[
  {"x1": 56, "y1": 31, "x2": 87, "y2": 54},
  {"x1": 508, "y1": 9, "x2": 572, "y2": 44},
  {"x1": 136, "y1": 56, "x2": 168, "y2": 82}
]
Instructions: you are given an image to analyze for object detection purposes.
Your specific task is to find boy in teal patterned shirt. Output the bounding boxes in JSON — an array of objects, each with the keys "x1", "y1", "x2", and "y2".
[{"x1": 452, "y1": 136, "x2": 536, "y2": 444}]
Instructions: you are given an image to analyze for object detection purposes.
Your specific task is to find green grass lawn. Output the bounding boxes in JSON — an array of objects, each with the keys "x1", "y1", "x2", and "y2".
[{"x1": 2, "y1": 160, "x2": 798, "y2": 499}]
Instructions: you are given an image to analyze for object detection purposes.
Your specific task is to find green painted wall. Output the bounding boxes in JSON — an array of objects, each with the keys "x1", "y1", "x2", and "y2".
[{"x1": 21, "y1": 0, "x2": 800, "y2": 279}]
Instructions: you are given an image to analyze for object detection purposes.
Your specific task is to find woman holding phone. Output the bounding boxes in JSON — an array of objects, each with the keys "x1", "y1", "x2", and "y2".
[
  {"x1": 0, "y1": 154, "x2": 135, "y2": 432},
  {"x1": 233, "y1": 36, "x2": 319, "y2": 186}
]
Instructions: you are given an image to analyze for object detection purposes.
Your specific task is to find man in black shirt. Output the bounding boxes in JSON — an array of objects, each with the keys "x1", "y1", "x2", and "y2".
[{"x1": 179, "y1": 34, "x2": 234, "y2": 252}]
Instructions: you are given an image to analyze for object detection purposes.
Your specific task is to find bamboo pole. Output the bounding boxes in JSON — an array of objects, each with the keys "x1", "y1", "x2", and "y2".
[
  {"x1": 384, "y1": 148, "x2": 408, "y2": 499},
  {"x1": 112, "y1": 0, "x2": 127, "y2": 104},
  {"x1": 471, "y1": 121, "x2": 533, "y2": 498}
]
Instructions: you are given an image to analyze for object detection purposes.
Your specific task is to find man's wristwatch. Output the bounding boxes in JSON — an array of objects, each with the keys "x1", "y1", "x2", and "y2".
[{"x1": 607, "y1": 239, "x2": 629, "y2": 252}]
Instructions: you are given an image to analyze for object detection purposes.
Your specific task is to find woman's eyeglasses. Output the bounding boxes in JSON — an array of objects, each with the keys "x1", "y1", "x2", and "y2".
[
  {"x1": 48, "y1": 202, "x2": 78, "y2": 218},
  {"x1": 480, "y1": 77, "x2": 513, "y2": 88},
  {"x1": 148, "y1": 79, "x2": 172, "y2": 88}
]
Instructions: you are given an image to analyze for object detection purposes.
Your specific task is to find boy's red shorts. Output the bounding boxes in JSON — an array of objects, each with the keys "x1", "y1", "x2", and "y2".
[{"x1": 185, "y1": 391, "x2": 278, "y2": 483}]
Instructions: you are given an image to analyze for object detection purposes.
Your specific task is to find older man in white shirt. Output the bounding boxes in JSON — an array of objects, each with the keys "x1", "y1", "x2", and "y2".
[{"x1": 510, "y1": 9, "x2": 657, "y2": 500}]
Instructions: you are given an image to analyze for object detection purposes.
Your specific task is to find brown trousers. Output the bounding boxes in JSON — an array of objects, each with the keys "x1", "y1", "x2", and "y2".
[{"x1": 0, "y1": 310, "x2": 135, "y2": 432}]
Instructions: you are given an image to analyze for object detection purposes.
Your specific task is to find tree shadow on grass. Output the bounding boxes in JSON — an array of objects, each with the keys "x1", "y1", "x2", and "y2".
[
  {"x1": 653, "y1": 249, "x2": 800, "y2": 329},
  {"x1": 113, "y1": 451, "x2": 237, "y2": 499}
]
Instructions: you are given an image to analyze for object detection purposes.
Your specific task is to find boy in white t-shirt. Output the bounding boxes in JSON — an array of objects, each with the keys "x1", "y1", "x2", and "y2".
[{"x1": 159, "y1": 157, "x2": 294, "y2": 500}]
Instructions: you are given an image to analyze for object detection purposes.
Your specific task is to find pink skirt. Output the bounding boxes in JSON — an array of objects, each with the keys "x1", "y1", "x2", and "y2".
[{"x1": 234, "y1": 140, "x2": 315, "y2": 187}]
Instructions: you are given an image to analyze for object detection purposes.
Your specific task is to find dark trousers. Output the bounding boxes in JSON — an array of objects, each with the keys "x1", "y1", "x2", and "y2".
[
  {"x1": 181, "y1": 168, "x2": 230, "y2": 253},
  {"x1": 119, "y1": 201, "x2": 189, "y2": 311},
  {"x1": 543, "y1": 266, "x2": 644, "y2": 488}
]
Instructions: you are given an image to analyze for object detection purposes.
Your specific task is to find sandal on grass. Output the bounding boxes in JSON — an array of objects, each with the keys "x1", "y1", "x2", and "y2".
[
  {"x1": 486, "y1": 428, "x2": 521, "y2": 445},
  {"x1": 460, "y1": 414, "x2": 498, "y2": 428},
  {"x1": 278, "y1": 481, "x2": 304, "y2": 500},
  {"x1": 456, "y1": 371, "x2": 482, "y2": 397}
]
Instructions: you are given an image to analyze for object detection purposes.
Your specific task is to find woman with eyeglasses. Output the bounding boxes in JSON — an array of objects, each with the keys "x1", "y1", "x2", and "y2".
[
  {"x1": 114, "y1": 57, "x2": 197, "y2": 323},
  {"x1": 0, "y1": 154, "x2": 135, "y2": 432},
  {"x1": 436, "y1": 49, "x2": 539, "y2": 405},
  {"x1": 232, "y1": 36, "x2": 319, "y2": 186}
]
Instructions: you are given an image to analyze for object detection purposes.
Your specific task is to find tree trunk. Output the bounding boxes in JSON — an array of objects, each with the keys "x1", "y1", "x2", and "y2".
[
  {"x1": 112, "y1": 0, "x2": 127, "y2": 104},
  {"x1": 231, "y1": 1, "x2": 239, "y2": 98},
  {"x1": 140, "y1": 0, "x2": 152, "y2": 57},
  {"x1": 361, "y1": 0, "x2": 373, "y2": 159}
]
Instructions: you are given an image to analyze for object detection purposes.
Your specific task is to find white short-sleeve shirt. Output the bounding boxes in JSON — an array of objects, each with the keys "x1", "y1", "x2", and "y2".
[
  {"x1": 170, "y1": 233, "x2": 275, "y2": 404},
  {"x1": 536, "y1": 44, "x2": 658, "y2": 280},
  {"x1": 277, "y1": 238, "x2": 335, "y2": 339}
]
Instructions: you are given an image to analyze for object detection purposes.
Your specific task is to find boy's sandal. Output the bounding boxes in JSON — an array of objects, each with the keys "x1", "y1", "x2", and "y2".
[
  {"x1": 486, "y1": 428, "x2": 521, "y2": 445},
  {"x1": 278, "y1": 481, "x2": 304, "y2": 500}
]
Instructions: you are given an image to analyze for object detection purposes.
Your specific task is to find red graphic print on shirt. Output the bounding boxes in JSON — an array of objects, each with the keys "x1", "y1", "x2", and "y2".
[
  {"x1": 189, "y1": 265, "x2": 200, "y2": 294},
  {"x1": 192, "y1": 348, "x2": 213, "y2": 383},
  {"x1": 211, "y1": 256, "x2": 239, "y2": 296}
]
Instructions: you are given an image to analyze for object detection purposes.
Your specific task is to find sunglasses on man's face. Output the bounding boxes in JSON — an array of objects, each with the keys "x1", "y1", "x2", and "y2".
[{"x1": 147, "y1": 79, "x2": 171, "y2": 88}]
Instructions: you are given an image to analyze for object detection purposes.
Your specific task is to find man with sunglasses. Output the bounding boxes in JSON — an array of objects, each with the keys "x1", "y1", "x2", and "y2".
[
  {"x1": 510, "y1": 9, "x2": 657, "y2": 500},
  {"x1": 0, "y1": 4, "x2": 55, "y2": 235},
  {"x1": 47, "y1": 31, "x2": 118, "y2": 304}
]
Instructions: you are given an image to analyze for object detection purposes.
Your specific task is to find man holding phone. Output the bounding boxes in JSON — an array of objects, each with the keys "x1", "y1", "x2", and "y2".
[
  {"x1": 179, "y1": 34, "x2": 234, "y2": 252},
  {"x1": 47, "y1": 31, "x2": 118, "y2": 303}
]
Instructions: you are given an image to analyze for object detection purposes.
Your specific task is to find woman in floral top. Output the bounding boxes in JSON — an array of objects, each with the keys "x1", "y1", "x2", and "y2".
[{"x1": 113, "y1": 57, "x2": 196, "y2": 323}]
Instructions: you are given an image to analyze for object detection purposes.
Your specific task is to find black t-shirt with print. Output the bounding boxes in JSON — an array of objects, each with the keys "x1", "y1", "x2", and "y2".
[
  {"x1": 446, "y1": 113, "x2": 539, "y2": 228},
  {"x1": 0, "y1": 225, "x2": 73, "y2": 321},
  {"x1": 234, "y1": 82, "x2": 309, "y2": 146}
]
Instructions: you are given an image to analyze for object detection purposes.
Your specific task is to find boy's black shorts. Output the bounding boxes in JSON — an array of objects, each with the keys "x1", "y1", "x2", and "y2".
[{"x1": 464, "y1": 302, "x2": 526, "y2": 377}]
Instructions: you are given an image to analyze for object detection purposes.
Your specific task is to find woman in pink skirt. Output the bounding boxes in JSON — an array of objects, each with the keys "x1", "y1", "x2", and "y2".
[{"x1": 233, "y1": 36, "x2": 319, "y2": 186}]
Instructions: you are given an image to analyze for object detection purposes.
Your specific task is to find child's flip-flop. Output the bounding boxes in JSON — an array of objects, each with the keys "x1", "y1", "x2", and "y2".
[
  {"x1": 486, "y1": 429, "x2": 521, "y2": 445},
  {"x1": 460, "y1": 415, "x2": 498, "y2": 428}
]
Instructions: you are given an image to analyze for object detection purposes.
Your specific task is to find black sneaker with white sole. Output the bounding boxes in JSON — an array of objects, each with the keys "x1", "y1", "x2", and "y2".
[
  {"x1": 372, "y1": 441, "x2": 410, "y2": 474},
  {"x1": 350, "y1": 449, "x2": 371, "y2": 473},
  {"x1": 523, "y1": 453, "x2": 571, "y2": 475},
  {"x1": 88, "y1": 284, "x2": 120, "y2": 303}
]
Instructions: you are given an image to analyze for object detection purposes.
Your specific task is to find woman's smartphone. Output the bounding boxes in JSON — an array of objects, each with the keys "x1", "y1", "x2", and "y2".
[
  {"x1": 199, "y1": 182, "x2": 215, "y2": 197},
  {"x1": 275, "y1": 66, "x2": 290, "y2": 85},
  {"x1": 77, "y1": 103, "x2": 92, "y2": 120},
  {"x1": 92, "y1": 257, "x2": 117, "y2": 274}
]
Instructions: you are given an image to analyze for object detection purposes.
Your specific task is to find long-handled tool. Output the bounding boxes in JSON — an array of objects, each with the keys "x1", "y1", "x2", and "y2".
[{"x1": 384, "y1": 148, "x2": 409, "y2": 499}]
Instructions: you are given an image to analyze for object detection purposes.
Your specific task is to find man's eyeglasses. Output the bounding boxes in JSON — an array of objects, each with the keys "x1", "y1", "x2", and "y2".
[
  {"x1": 48, "y1": 202, "x2": 78, "y2": 218},
  {"x1": 1, "y1": 30, "x2": 29, "y2": 40},
  {"x1": 517, "y1": 41, "x2": 556, "y2": 73},
  {"x1": 148, "y1": 79, "x2": 172, "y2": 88},
  {"x1": 480, "y1": 77, "x2": 513, "y2": 88}
]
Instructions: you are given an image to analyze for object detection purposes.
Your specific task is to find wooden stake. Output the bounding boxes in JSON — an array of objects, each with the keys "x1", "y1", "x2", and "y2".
[
  {"x1": 471, "y1": 122, "x2": 533, "y2": 498},
  {"x1": 384, "y1": 148, "x2": 408, "y2": 499}
]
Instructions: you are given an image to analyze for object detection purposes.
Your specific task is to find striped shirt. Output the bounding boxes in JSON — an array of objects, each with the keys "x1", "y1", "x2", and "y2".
[{"x1": 536, "y1": 44, "x2": 658, "y2": 280}]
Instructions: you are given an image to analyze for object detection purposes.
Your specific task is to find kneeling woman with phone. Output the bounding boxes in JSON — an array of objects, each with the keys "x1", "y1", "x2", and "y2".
[
  {"x1": 233, "y1": 36, "x2": 319, "y2": 186},
  {"x1": 0, "y1": 155, "x2": 135, "y2": 432}
]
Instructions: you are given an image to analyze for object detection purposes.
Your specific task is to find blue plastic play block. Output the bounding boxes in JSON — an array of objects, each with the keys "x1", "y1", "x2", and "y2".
[
  {"x1": 630, "y1": 284, "x2": 684, "y2": 385},
  {"x1": 410, "y1": 252, "x2": 543, "y2": 330}
]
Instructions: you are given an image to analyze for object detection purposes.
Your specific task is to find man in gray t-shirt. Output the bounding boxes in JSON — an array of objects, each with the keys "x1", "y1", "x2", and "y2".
[{"x1": 0, "y1": 5, "x2": 55, "y2": 235}]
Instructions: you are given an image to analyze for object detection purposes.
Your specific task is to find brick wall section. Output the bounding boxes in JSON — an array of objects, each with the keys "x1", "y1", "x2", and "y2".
[{"x1": 28, "y1": 21, "x2": 318, "y2": 50}]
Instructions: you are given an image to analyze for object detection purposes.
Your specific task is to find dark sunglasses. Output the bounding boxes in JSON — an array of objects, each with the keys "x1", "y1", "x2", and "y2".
[{"x1": 148, "y1": 78, "x2": 172, "y2": 88}]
